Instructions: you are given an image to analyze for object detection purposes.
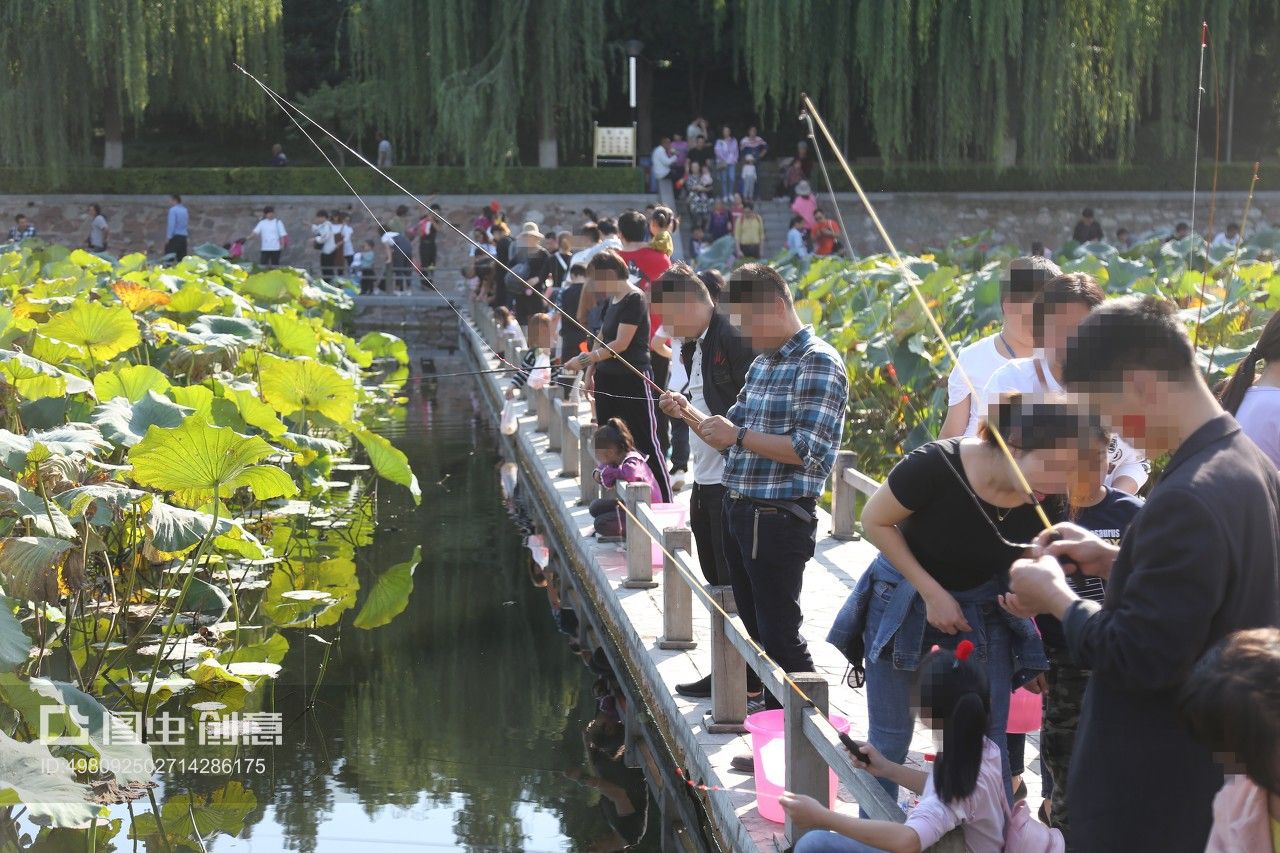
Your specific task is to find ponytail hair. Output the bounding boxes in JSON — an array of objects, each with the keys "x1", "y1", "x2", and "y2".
[
  {"x1": 916, "y1": 645, "x2": 991, "y2": 804},
  {"x1": 1220, "y1": 310, "x2": 1280, "y2": 415},
  {"x1": 593, "y1": 418, "x2": 636, "y2": 453}
]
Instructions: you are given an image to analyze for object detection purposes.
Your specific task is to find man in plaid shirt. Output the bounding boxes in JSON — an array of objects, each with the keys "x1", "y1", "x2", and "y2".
[
  {"x1": 662, "y1": 264, "x2": 848, "y2": 771},
  {"x1": 7, "y1": 214, "x2": 37, "y2": 243}
]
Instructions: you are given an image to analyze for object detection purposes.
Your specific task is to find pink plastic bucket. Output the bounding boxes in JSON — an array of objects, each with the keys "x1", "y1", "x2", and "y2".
[
  {"x1": 649, "y1": 503, "x2": 689, "y2": 567},
  {"x1": 1006, "y1": 687, "x2": 1043, "y2": 734},
  {"x1": 744, "y1": 709, "x2": 850, "y2": 823}
]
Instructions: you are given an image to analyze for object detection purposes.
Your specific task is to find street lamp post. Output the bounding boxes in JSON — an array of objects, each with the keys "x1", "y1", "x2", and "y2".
[{"x1": 625, "y1": 39, "x2": 646, "y2": 157}]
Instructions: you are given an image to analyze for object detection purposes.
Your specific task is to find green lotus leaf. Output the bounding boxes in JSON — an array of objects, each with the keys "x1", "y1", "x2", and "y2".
[
  {"x1": 278, "y1": 432, "x2": 346, "y2": 456},
  {"x1": 163, "y1": 281, "x2": 221, "y2": 315},
  {"x1": 92, "y1": 392, "x2": 192, "y2": 449},
  {"x1": 357, "y1": 331, "x2": 409, "y2": 365},
  {"x1": 0, "y1": 432, "x2": 33, "y2": 473},
  {"x1": 128, "y1": 416, "x2": 297, "y2": 507},
  {"x1": 39, "y1": 678, "x2": 152, "y2": 782},
  {"x1": 40, "y1": 302, "x2": 140, "y2": 361},
  {"x1": 26, "y1": 424, "x2": 109, "y2": 463},
  {"x1": 143, "y1": 497, "x2": 262, "y2": 559},
  {"x1": 239, "y1": 269, "x2": 302, "y2": 303},
  {"x1": 193, "y1": 243, "x2": 229, "y2": 261},
  {"x1": 264, "y1": 557, "x2": 357, "y2": 627},
  {"x1": 0, "y1": 349, "x2": 94, "y2": 400},
  {"x1": 92, "y1": 364, "x2": 171, "y2": 403},
  {"x1": 169, "y1": 384, "x2": 215, "y2": 421},
  {"x1": 0, "y1": 604, "x2": 31, "y2": 671},
  {"x1": 353, "y1": 427, "x2": 421, "y2": 504},
  {"x1": 0, "y1": 729, "x2": 97, "y2": 827},
  {"x1": 128, "y1": 781, "x2": 256, "y2": 843},
  {"x1": 26, "y1": 333, "x2": 86, "y2": 366},
  {"x1": 353, "y1": 546, "x2": 420, "y2": 629},
  {"x1": 259, "y1": 354, "x2": 356, "y2": 424},
  {"x1": 0, "y1": 537, "x2": 75, "y2": 603},
  {"x1": 54, "y1": 483, "x2": 146, "y2": 526},
  {"x1": 219, "y1": 386, "x2": 286, "y2": 437},
  {"x1": 187, "y1": 315, "x2": 263, "y2": 347},
  {"x1": 266, "y1": 313, "x2": 317, "y2": 356}
]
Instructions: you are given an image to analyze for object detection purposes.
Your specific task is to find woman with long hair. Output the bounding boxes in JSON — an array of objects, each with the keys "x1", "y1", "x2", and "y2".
[
  {"x1": 1219, "y1": 310, "x2": 1280, "y2": 467},
  {"x1": 562, "y1": 251, "x2": 672, "y2": 502}
]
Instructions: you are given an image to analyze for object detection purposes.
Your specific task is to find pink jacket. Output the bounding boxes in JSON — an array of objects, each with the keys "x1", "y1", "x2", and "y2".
[
  {"x1": 1204, "y1": 776, "x2": 1273, "y2": 853},
  {"x1": 598, "y1": 451, "x2": 661, "y2": 504}
]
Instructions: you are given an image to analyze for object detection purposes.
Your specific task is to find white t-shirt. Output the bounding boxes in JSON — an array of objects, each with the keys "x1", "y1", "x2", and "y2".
[
  {"x1": 1235, "y1": 386, "x2": 1280, "y2": 468},
  {"x1": 949, "y1": 333, "x2": 1013, "y2": 434},
  {"x1": 340, "y1": 223, "x2": 354, "y2": 256},
  {"x1": 312, "y1": 221, "x2": 336, "y2": 254},
  {"x1": 253, "y1": 218, "x2": 287, "y2": 252},
  {"x1": 978, "y1": 354, "x2": 1149, "y2": 490},
  {"x1": 377, "y1": 138, "x2": 393, "y2": 166},
  {"x1": 686, "y1": 330, "x2": 725, "y2": 486}
]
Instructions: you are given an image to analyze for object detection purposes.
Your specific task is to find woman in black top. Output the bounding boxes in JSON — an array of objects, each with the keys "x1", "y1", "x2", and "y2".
[
  {"x1": 829, "y1": 393, "x2": 1086, "y2": 803},
  {"x1": 563, "y1": 251, "x2": 672, "y2": 502}
]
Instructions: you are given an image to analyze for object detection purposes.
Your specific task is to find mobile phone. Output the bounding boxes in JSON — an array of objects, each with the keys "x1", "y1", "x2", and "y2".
[{"x1": 839, "y1": 732, "x2": 871, "y2": 763}]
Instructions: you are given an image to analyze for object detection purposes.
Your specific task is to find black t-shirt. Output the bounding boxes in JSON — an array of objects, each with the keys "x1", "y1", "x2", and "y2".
[
  {"x1": 687, "y1": 146, "x2": 713, "y2": 169},
  {"x1": 1036, "y1": 487, "x2": 1144, "y2": 648},
  {"x1": 887, "y1": 439, "x2": 1066, "y2": 591},
  {"x1": 596, "y1": 290, "x2": 650, "y2": 376},
  {"x1": 557, "y1": 281, "x2": 587, "y2": 358}
]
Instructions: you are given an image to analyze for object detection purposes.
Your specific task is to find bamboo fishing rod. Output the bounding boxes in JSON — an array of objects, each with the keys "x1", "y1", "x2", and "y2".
[{"x1": 799, "y1": 93, "x2": 1056, "y2": 533}]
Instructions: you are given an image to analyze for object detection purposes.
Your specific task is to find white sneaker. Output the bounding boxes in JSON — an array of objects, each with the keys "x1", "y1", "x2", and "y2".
[{"x1": 670, "y1": 468, "x2": 687, "y2": 494}]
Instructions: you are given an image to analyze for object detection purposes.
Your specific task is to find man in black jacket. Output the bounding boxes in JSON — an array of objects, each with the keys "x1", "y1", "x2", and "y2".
[
  {"x1": 1004, "y1": 296, "x2": 1280, "y2": 852},
  {"x1": 653, "y1": 264, "x2": 759, "y2": 699}
]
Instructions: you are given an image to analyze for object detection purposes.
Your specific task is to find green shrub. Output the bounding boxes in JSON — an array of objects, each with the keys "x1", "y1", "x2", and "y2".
[{"x1": 0, "y1": 166, "x2": 644, "y2": 196}]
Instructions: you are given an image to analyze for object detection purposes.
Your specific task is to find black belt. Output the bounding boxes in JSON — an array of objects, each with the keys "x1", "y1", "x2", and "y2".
[{"x1": 726, "y1": 490, "x2": 816, "y2": 524}]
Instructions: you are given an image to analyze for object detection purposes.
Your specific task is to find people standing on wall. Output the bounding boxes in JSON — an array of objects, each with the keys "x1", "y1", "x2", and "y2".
[
  {"x1": 246, "y1": 205, "x2": 287, "y2": 267},
  {"x1": 1003, "y1": 296, "x2": 1280, "y2": 853},
  {"x1": 663, "y1": 264, "x2": 848, "y2": 772},
  {"x1": 312, "y1": 209, "x2": 337, "y2": 280},
  {"x1": 509, "y1": 222, "x2": 552, "y2": 326},
  {"x1": 336, "y1": 211, "x2": 355, "y2": 276},
  {"x1": 379, "y1": 225, "x2": 415, "y2": 294},
  {"x1": 164, "y1": 195, "x2": 189, "y2": 260},
  {"x1": 86, "y1": 204, "x2": 109, "y2": 252},
  {"x1": 416, "y1": 204, "x2": 442, "y2": 285},
  {"x1": 375, "y1": 130, "x2": 393, "y2": 168},
  {"x1": 714, "y1": 125, "x2": 739, "y2": 200},
  {"x1": 736, "y1": 202, "x2": 765, "y2": 259},
  {"x1": 561, "y1": 250, "x2": 672, "y2": 503}
]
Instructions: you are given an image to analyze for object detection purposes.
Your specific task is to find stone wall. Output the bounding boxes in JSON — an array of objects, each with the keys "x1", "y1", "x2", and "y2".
[{"x1": 3, "y1": 190, "x2": 1276, "y2": 274}]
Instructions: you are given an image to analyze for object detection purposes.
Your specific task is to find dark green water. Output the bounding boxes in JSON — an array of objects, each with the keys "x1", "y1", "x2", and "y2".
[{"x1": 202, "y1": 375, "x2": 662, "y2": 851}]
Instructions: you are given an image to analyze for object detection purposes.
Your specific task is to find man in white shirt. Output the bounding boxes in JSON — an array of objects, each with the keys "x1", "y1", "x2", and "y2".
[
  {"x1": 375, "y1": 130, "x2": 393, "y2": 168},
  {"x1": 939, "y1": 256, "x2": 1060, "y2": 438},
  {"x1": 248, "y1": 205, "x2": 287, "y2": 267},
  {"x1": 975, "y1": 272, "x2": 1148, "y2": 493},
  {"x1": 1211, "y1": 223, "x2": 1241, "y2": 250},
  {"x1": 651, "y1": 137, "x2": 676, "y2": 209},
  {"x1": 311, "y1": 210, "x2": 337, "y2": 280}
]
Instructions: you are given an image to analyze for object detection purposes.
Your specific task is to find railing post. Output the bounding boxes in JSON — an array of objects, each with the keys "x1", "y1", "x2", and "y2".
[
  {"x1": 785, "y1": 674, "x2": 830, "y2": 843},
  {"x1": 562, "y1": 415, "x2": 580, "y2": 478},
  {"x1": 831, "y1": 449, "x2": 860, "y2": 541},
  {"x1": 658, "y1": 527, "x2": 696, "y2": 650},
  {"x1": 707, "y1": 585, "x2": 748, "y2": 733},
  {"x1": 622, "y1": 482, "x2": 657, "y2": 589},
  {"x1": 549, "y1": 398, "x2": 564, "y2": 452},
  {"x1": 533, "y1": 383, "x2": 551, "y2": 432},
  {"x1": 579, "y1": 421, "x2": 600, "y2": 504}
]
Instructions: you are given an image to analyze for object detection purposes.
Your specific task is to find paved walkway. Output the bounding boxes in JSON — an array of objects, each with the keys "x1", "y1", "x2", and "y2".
[{"x1": 461, "y1": 319, "x2": 1042, "y2": 851}]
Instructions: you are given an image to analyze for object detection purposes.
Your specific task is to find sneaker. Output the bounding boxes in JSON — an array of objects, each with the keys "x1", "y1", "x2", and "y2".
[
  {"x1": 676, "y1": 674, "x2": 712, "y2": 698},
  {"x1": 746, "y1": 696, "x2": 767, "y2": 715},
  {"x1": 729, "y1": 754, "x2": 754, "y2": 774},
  {"x1": 670, "y1": 468, "x2": 687, "y2": 494}
]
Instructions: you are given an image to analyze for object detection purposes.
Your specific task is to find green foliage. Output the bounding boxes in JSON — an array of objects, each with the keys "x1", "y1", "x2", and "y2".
[
  {"x1": 0, "y1": 165, "x2": 643, "y2": 195},
  {"x1": 773, "y1": 230, "x2": 1280, "y2": 480}
]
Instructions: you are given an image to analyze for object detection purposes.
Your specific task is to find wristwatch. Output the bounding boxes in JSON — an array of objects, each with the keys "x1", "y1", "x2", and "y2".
[{"x1": 735, "y1": 426, "x2": 748, "y2": 449}]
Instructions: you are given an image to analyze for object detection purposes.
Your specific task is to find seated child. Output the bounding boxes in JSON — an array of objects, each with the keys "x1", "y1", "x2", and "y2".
[{"x1": 588, "y1": 419, "x2": 661, "y2": 538}]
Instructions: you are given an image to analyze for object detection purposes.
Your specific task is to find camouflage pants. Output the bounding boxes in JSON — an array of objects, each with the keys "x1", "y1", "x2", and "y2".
[{"x1": 1041, "y1": 646, "x2": 1090, "y2": 851}]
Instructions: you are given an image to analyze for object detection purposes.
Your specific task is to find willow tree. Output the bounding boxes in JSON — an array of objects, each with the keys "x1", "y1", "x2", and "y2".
[
  {"x1": 346, "y1": 0, "x2": 610, "y2": 168},
  {"x1": 739, "y1": 0, "x2": 1272, "y2": 167},
  {"x1": 0, "y1": 0, "x2": 284, "y2": 169}
]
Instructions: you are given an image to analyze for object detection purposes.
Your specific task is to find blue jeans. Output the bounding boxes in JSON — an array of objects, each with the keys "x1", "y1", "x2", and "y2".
[
  {"x1": 794, "y1": 830, "x2": 886, "y2": 852},
  {"x1": 862, "y1": 576, "x2": 1015, "y2": 807},
  {"x1": 718, "y1": 162, "x2": 737, "y2": 198}
]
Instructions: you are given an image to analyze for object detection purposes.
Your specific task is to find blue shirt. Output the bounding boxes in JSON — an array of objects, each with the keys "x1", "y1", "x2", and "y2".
[
  {"x1": 167, "y1": 204, "x2": 189, "y2": 239},
  {"x1": 786, "y1": 226, "x2": 808, "y2": 257},
  {"x1": 722, "y1": 325, "x2": 848, "y2": 499}
]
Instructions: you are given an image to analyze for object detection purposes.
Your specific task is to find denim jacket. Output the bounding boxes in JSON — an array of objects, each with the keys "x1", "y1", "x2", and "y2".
[{"x1": 828, "y1": 554, "x2": 1048, "y2": 689}]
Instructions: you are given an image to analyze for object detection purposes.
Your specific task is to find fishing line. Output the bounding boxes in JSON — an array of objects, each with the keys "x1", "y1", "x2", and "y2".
[
  {"x1": 1189, "y1": 21, "x2": 1208, "y2": 248},
  {"x1": 1205, "y1": 163, "x2": 1262, "y2": 374},
  {"x1": 800, "y1": 94, "x2": 1057, "y2": 536},
  {"x1": 800, "y1": 110, "x2": 854, "y2": 260},
  {"x1": 1193, "y1": 24, "x2": 1226, "y2": 350},
  {"x1": 234, "y1": 64, "x2": 702, "y2": 429}
]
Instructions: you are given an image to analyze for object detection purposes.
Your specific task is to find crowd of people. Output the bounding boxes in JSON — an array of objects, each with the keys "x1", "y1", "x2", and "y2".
[{"x1": 489, "y1": 204, "x2": 1280, "y2": 853}]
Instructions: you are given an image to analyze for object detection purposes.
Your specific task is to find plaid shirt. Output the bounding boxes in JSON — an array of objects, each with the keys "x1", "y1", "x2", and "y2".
[
  {"x1": 7, "y1": 225, "x2": 36, "y2": 242},
  {"x1": 723, "y1": 325, "x2": 848, "y2": 499}
]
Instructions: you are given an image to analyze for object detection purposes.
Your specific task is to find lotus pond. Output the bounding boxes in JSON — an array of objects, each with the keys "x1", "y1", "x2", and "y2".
[{"x1": 0, "y1": 244, "x2": 653, "y2": 850}]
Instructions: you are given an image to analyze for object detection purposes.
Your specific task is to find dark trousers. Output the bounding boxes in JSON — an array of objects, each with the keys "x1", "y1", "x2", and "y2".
[
  {"x1": 165, "y1": 235, "x2": 188, "y2": 259},
  {"x1": 689, "y1": 483, "x2": 733, "y2": 586},
  {"x1": 670, "y1": 419, "x2": 690, "y2": 470},
  {"x1": 259, "y1": 250, "x2": 281, "y2": 267},
  {"x1": 419, "y1": 240, "x2": 437, "y2": 270},
  {"x1": 651, "y1": 353, "x2": 671, "y2": 460},
  {"x1": 589, "y1": 498, "x2": 623, "y2": 537},
  {"x1": 593, "y1": 368, "x2": 672, "y2": 503},
  {"x1": 723, "y1": 493, "x2": 817, "y2": 682},
  {"x1": 320, "y1": 251, "x2": 337, "y2": 280}
]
